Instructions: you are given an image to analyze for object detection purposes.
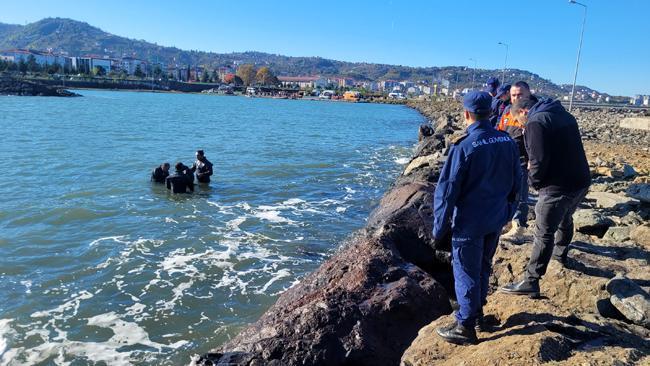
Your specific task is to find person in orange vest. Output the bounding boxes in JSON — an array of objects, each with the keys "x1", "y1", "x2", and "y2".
[{"x1": 498, "y1": 81, "x2": 538, "y2": 242}]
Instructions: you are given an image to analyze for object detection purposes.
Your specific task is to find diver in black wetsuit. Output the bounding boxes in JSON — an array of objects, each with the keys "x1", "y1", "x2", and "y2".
[
  {"x1": 151, "y1": 162, "x2": 170, "y2": 183},
  {"x1": 166, "y1": 162, "x2": 194, "y2": 194},
  {"x1": 191, "y1": 150, "x2": 213, "y2": 183}
]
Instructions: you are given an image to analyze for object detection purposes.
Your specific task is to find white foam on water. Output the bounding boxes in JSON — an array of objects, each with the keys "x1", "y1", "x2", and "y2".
[
  {"x1": 394, "y1": 157, "x2": 410, "y2": 164},
  {"x1": 20, "y1": 280, "x2": 32, "y2": 294},
  {"x1": 89, "y1": 235, "x2": 128, "y2": 247},
  {"x1": 253, "y1": 210, "x2": 295, "y2": 224},
  {"x1": 157, "y1": 280, "x2": 194, "y2": 311},
  {"x1": 344, "y1": 187, "x2": 356, "y2": 194},
  {"x1": 0, "y1": 318, "x2": 15, "y2": 362},
  {"x1": 30, "y1": 291, "x2": 94, "y2": 319},
  {"x1": 336, "y1": 206, "x2": 347, "y2": 213},
  {"x1": 282, "y1": 198, "x2": 306, "y2": 205},
  {"x1": 226, "y1": 217, "x2": 246, "y2": 231},
  {"x1": 14, "y1": 312, "x2": 189, "y2": 366},
  {"x1": 164, "y1": 217, "x2": 179, "y2": 224},
  {"x1": 255, "y1": 268, "x2": 291, "y2": 294}
]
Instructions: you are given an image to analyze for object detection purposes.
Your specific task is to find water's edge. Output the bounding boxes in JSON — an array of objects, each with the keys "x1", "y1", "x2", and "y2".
[{"x1": 196, "y1": 100, "x2": 461, "y2": 365}]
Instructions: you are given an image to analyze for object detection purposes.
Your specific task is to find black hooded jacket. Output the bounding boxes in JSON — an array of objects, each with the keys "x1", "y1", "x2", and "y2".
[{"x1": 524, "y1": 99, "x2": 590, "y2": 193}]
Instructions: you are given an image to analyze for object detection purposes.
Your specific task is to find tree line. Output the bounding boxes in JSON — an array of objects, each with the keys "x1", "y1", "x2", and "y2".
[{"x1": 0, "y1": 56, "x2": 281, "y2": 86}]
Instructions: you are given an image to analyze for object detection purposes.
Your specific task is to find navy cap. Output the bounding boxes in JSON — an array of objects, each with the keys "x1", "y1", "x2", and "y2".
[
  {"x1": 485, "y1": 77, "x2": 500, "y2": 95},
  {"x1": 463, "y1": 91, "x2": 493, "y2": 114},
  {"x1": 496, "y1": 84, "x2": 511, "y2": 98},
  {"x1": 486, "y1": 77, "x2": 500, "y2": 86}
]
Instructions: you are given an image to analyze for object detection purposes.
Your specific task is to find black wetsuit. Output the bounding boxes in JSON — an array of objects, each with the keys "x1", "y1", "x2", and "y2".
[
  {"x1": 192, "y1": 158, "x2": 213, "y2": 183},
  {"x1": 151, "y1": 166, "x2": 169, "y2": 183},
  {"x1": 166, "y1": 171, "x2": 194, "y2": 193}
]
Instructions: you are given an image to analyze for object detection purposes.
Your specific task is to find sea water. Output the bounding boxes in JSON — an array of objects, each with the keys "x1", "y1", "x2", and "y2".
[{"x1": 0, "y1": 90, "x2": 424, "y2": 365}]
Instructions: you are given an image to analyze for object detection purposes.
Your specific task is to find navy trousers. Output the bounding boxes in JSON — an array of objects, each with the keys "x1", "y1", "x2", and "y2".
[{"x1": 452, "y1": 232, "x2": 500, "y2": 327}]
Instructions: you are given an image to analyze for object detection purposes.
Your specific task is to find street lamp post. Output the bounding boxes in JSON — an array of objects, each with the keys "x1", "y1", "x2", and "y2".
[
  {"x1": 469, "y1": 58, "x2": 477, "y2": 89},
  {"x1": 498, "y1": 42, "x2": 509, "y2": 83},
  {"x1": 569, "y1": 0, "x2": 587, "y2": 112}
]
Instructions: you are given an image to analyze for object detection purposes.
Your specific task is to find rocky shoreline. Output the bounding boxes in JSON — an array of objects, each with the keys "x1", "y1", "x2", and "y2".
[
  {"x1": 196, "y1": 100, "x2": 650, "y2": 365},
  {"x1": 0, "y1": 76, "x2": 80, "y2": 97}
]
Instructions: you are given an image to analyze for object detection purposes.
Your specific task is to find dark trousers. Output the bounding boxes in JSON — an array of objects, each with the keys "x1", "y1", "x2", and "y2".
[
  {"x1": 452, "y1": 232, "x2": 500, "y2": 327},
  {"x1": 525, "y1": 187, "x2": 588, "y2": 281},
  {"x1": 512, "y1": 165, "x2": 529, "y2": 227}
]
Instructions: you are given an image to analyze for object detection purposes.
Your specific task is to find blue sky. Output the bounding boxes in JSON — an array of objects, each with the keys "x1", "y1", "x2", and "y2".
[{"x1": 1, "y1": 0, "x2": 648, "y2": 96}]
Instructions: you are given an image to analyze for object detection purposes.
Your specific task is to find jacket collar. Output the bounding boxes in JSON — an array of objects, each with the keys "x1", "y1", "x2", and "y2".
[{"x1": 467, "y1": 119, "x2": 492, "y2": 133}]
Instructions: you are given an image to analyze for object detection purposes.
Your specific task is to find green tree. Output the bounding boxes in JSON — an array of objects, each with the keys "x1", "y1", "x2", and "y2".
[
  {"x1": 255, "y1": 66, "x2": 279, "y2": 86},
  {"x1": 18, "y1": 59, "x2": 27, "y2": 75},
  {"x1": 211, "y1": 69, "x2": 219, "y2": 83},
  {"x1": 134, "y1": 64, "x2": 145, "y2": 78},
  {"x1": 48, "y1": 62, "x2": 61, "y2": 75},
  {"x1": 236, "y1": 64, "x2": 256, "y2": 86},
  {"x1": 153, "y1": 64, "x2": 163, "y2": 79},
  {"x1": 93, "y1": 66, "x2": 106, "y2": 76},
  {"x1": 200, "y1": 69, "x2": 209, "y2": 83},
  {"x1": 7, "y1": 60, "x2": 18, "y2": 72},
  {"x1": 26, "y1": 55, "x2": 40, "y2": 73}
]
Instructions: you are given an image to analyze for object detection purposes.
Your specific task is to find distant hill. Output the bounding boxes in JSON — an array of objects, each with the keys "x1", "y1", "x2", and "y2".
[{"x1": 0, "y1": 17, "x2": 609, "y2": 97}]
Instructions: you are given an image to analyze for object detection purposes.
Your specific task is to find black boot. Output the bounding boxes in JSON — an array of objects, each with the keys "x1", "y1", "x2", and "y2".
[
  {"x1": 475, "y1": 312, "x2": 489, "y2": 332},
  {"x1": 436, "y1": 322, "x2": 478, "y2": 345},
  {"x1": 499, "y1": 279, "x2": 540, "y2": 298}
]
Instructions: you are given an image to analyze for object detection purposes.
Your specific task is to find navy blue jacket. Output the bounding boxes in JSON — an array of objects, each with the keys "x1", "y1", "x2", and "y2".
[
  {"x1": 524, "y1": 99, "x2": 590, "y2": 193},
  {"x1": 433, "y1": 119, "x2": 521, "y2": 239},
  {"x1": 489, "y1": 98, "x2": 509, "y2": 127}
]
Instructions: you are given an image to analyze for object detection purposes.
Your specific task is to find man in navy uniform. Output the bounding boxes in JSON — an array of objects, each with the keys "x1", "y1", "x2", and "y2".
[{"x1": 433, "y1": 91, "x2": 521, "y2": 345}]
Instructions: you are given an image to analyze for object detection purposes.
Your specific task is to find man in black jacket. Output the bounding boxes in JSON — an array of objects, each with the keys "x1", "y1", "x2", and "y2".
[
  {"x1": 151, "y1": 162, "x2": 170, "y2": 183},
  {"x1": 500, "y1": 97, "x2": 590, "y2": 298},
  {"x1": 166, "y1": 162, "x2": 195, "y2": 194}
]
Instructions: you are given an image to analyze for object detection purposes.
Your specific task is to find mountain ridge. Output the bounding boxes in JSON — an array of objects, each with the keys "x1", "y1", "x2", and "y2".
[{"x1": 0, "y1": 17, "x2": 607, "y2": 97}]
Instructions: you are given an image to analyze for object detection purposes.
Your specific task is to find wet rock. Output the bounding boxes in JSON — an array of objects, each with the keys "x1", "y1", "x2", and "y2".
[
  {"x1": 586, "y1": 191, "x2": 639, "y2": 209},
  {"x1": 629, "y1": 224, "x2": 650, "y2": 248},
  {"x1": 626, "y1": 183, "x2": 650, "y2": 203},
  {"x1": 573, "y1": 209, "x2": 614, "y2": 237},
  {"x1": 606, "y1": 275, "x2": 650, "y2": 328},
  {"x1": 403, "y1": 154, "x2": 439, "y2": 176},
  {"x1": 0, "y1": 76, "x2": 80, "y2": 97}
]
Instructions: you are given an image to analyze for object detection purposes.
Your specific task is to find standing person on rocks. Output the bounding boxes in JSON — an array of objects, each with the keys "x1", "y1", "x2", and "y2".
[
  {"x1": 432, "y1": 91, "x2": 521, "y2": 345},
  {"x1": 191, "y1": 150, "x2": 213, "y2": 184},
  {"x1": 500, "y1": 97, "x2": 591, "y2": 298},
  {"x1": 499, "y1": 81, "x2": 538, "y2": 242},
  {"x1": 489, "y1": 84, "x2": 511, "y2": 127},
  {"x1": 485, "y1": 77, "x2": 500, "y2": 97}
]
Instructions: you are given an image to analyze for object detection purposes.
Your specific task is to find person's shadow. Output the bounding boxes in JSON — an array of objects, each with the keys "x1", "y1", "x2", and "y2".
[{"x1": 480, "y1": 312, "x2": 650, "y2": 362}]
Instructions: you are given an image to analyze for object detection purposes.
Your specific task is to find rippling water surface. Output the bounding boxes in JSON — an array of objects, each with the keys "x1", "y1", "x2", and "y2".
[{"x1": 0, "y1": 90, "x2": 423, "y2": 364}]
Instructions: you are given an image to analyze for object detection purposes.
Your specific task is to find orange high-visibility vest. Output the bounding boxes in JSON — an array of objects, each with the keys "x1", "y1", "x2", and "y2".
[{"x1": 497, "y1": 109, "x2": 524, "y2": 132}]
